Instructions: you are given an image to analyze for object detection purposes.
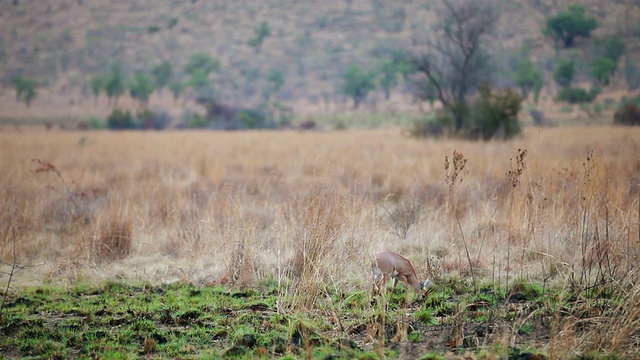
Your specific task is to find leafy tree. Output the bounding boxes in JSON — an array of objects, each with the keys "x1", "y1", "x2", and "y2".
[
  {"x1": 186, "y1": 68, "x2": 211, "y2": 91},
  {"x1": 264, "y1": 69, "x2": 285, "y2": 100},
  {"x1": 104, "y1": 67, "x2": 126, "y2": 106},
  {"x1": 591, "y1": 35, "x2": 625, "y2": 73},
  {"x1": 247, "y1": 21, "x2": 271, "y2": 53},
  {"x1": 556, "y1": 86, "x2": 599, "y2": 103},
  {"x1": 515, "y1": 57, "x2": 544, "y2": 103},
  {"x1": 340, "y1": 63, "x2": 376, "y2": 109},
  {"x1": 553, "y1": 59, "x2": 575, "y2": 88},
  {"x1": 378, "y1": 60, "x2": 399, "y2": 100},
  {"x1": 590, "y1": 56, "x2": 616, "y2": 86},
  {"x1": 152, "y1": 61, "x2": 172, "y2": 94},
  {"x1": 14, "y1": 76, "x2": 37, "y2": 107},
  {"x1": 411, "y1": 0, "x2": 499, "y2": 134},
  {"x1": 184, "y1": 52, "x2": 220, "y2": 76},
  {"x1": 544, "y1": 5, "x2": 597, "y2": 48},
  {"x1": 90, "y1": 73, "x2": 104, "y2": 105},
  {"x1": 129, "y1": 71, "x2": 156, "y2": 106},
  {"x1": 267, "y1": 70, "x2": 284, "y2": 91}
]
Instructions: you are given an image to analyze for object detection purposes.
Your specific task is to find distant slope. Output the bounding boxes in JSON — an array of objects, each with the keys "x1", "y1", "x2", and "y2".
[{"x1": 0, "y1": 0, "x2": 638, "y2": 121}]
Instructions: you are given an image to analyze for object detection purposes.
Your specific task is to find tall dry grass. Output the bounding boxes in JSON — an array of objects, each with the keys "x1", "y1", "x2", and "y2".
[{"x1": 0, "y1": 126, "x2": 639, "y2": 354}]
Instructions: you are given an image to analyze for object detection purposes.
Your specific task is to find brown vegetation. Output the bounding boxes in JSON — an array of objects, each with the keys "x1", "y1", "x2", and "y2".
[
  {"x1": 1, "y1": 126, "x2": 640, "y2": 356},
  {"x1": 0, "y1": 127, "x2": 637, "y2": 289}
]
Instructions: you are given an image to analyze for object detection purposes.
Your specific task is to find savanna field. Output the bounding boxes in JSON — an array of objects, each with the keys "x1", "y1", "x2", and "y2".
[{"x1": 0, "y1": 126, "x2": 639, "y2": 359}]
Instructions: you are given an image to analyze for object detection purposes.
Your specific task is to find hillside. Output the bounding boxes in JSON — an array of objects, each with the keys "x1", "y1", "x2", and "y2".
[{"x1": 0, "y1": 0, "x2": 639, "y2": 125}]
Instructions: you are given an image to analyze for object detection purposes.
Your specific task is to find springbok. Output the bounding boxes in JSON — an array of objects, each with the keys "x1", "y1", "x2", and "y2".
[{"x1": 371, "y1": 252, "x2": 429, "y2": 303}]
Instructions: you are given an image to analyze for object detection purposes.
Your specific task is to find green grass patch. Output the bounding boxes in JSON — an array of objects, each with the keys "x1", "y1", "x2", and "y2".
[{"x1": 2, "y1": 279, "x2": 632, "y2": 358}]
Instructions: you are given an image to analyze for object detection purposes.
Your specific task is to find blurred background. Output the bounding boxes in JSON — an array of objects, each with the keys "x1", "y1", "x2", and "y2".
[{"x1": 0, "y1": 0, "x2": 639, "y2": 132}]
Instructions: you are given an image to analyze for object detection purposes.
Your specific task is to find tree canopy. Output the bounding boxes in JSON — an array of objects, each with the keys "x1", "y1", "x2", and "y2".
[
  {"x1": 340, "y1": 64, "x2": 376, "y2": 109},
  {"x1": 14, "y1": 75, "x2": 38, "y2": 107},
  {"x1": 152, "y1": 61, "x2": 173, "y2": 93},
  {"x1": 129, "y1": 71, "x2": 156, "y2": 106},
  {"x1": 544, "y1": 5, "x2": 598, "y2": 48},
  {"x1": 515, "y1": 57, "x2": 544, "y2": 102}
]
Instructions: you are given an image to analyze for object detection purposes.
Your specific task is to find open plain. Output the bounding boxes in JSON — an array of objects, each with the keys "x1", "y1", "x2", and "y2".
[{"x1": 1, "y1": 126, "x2": 639, "y2": 358}]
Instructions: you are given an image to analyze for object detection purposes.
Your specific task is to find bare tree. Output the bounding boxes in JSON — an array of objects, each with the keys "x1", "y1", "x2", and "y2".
[{"x1": 411, "y1": 0, "x2": 499, "y2": 134}]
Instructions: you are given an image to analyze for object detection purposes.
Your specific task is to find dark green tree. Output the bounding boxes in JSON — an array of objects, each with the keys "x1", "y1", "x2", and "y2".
[
  {"x1": 264, "y1": 69, "x2": 285, "y2": 100},
  {"x1": 152, "y1": 61, "x2": 172, "y2": 94},
  {"x1": 553, "y1": 59, "x2": 575, "y2": 88},
  {"x1": 106, "y1": 108, "x2": 136, "y2": 129},
  {"x1": 544, "y1": 5, "x2": 598, "y2": 48},
  {"x1": 184, "y1": 53, "x2": 220, "y2": 101},
  {"x1": 186, "y1": 69, "x2": 211, "y2": 92},
  {"x1": 340, "y1": 63, "x2": 376, "y2": 109},
  {"x1": 515, "y1": 58, "x2": 544, "y2": 103},
  {"x1": 590, "y1": 56, "x2": 616, "y2": 86},
  {"x1": 247, "y1": 21, "x2": 271, "y2": 53},
  {"x1": 184, "y1": 52, "x2": 220, "y2": 76},
  {"x1": 378, "y1": 60, "x2": 399, "y2": 100},
  {"x1": 591, "y1": 35, "x2": 625, "y2": 73},
  {"x1": 129, "y1": 71, "x2": 156, "y2": 106},
  {"x1": 14, "y1": 76, "x2": 38, "y2": 107},
  {"x1": 104, "y1": 67, "x2": 126, "y2": 106}
]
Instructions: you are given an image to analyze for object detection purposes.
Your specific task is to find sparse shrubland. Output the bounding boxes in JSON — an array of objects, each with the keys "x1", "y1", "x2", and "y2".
[{"x1": 1, "y1": 127, "x2": 639, "y2": 358}]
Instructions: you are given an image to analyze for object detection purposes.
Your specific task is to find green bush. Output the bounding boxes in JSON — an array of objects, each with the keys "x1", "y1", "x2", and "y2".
[
  {"x1": 238, "y1": 109, "x2": 276, "y2": 129},
  {"x1": 553, "y1": 59, "x2": 575, "y2": 88},
  {"x1": 106, "y1": 109, "x2": 137, "y2": 129},
  {"x1": 138, "y1": 109, "x2": 171, "y2": 130},
  {"x1": 515, "y1": 57, "x2": 544, "y2": 101},
  {"x1": 86, "y1": 116, "x2": 104, "y2": 129},
  {"x1": 406, "y1": 111, "x2": 455, "y2": 138},
  {"x1": 555, "y1": 87, "x2": 599, "y2": 104},
  {"x1": 407, "y1": 86, "x2": 523, "y2": 140},
  {"x1": 618, "y1": 94, "x2": 640, "y2": 108},
  {"x1": 13, "y1": 75, "x2": 38, "y2": 107},
  {"x1": 187, "y1": 113, "x2": 208, "y2": 129},
  {"x1": 590, "y1": 56, "x2": 616, "y2": 86},
  {"x1": 471, "y1": 85, "x2": 523, "y2": 140}
]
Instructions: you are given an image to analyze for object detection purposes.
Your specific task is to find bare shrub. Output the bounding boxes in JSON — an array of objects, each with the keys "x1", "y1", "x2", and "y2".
[
  {"x1": 613, "y1": 103, "x2": 640, "y2": 126},
  {"x1": 93, "y1": 207, "x2": 132, "y2": 263},
  {"x1": 380, "y1": 195, "x2": 421, "y2": 240},
  {"x1": 0, "y1": 192, "x2": 29, "y2": 262},
  {"x1": 220, "y1": 234, "x2": 259, "y2": 287},
  {"x1": 285, "y1": 183, "x2": 348, "y2": 310}
]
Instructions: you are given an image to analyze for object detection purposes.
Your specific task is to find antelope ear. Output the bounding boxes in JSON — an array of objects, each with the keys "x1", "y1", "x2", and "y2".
[{"x1": 422, "y1": 279, "x2": 430, "y2": 289}]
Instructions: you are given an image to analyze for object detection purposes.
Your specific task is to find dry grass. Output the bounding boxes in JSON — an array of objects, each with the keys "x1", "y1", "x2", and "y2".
[
  {"x1": 0, "y1": 126, "x2": 637, "y2": 288},
  {"x1": 1, "y1": 125, "x2": 640, "y2": 355}
]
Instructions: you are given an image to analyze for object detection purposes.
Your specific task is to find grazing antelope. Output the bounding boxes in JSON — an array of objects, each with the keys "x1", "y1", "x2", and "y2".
[{"x1": 371, "y1": 252, "x2": 429, "y2": 303}]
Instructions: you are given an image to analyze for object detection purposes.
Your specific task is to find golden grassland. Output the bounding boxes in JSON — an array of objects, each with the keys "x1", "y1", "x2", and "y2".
[{"x1": 1, "y1": 126, "x2": 638, "y2": 291}]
